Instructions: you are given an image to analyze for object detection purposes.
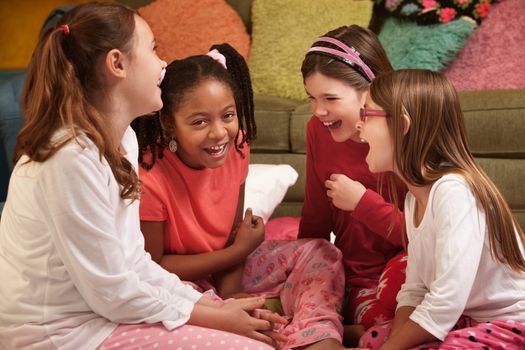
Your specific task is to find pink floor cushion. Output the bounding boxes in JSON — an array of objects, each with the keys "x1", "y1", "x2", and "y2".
[
  {"x1": 138, "y1": 0, "x2": 250, "y2": 62},
  {"x1": 444, "y1": 0, "x2": 525, "y2": 91},
  {"x1": 265, "y1": 217, "x2": 300, "y2": 241}
]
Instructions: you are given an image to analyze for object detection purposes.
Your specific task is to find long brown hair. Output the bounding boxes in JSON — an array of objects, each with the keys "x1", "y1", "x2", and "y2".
[
  {"x1": 16, "y1": 2, "x2": 141, "y2": 200},
  {"x1": 371, "y1": 69, "x2": 525, "y2": 271}
]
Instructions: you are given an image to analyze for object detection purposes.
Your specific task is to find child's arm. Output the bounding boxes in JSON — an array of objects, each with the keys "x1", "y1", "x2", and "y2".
[
  {"x1": 325, "y1": 173, "x2": 404, "y2": 246},
  {"x1": 380, "y1": 316, "x2": 435, "y2": 350},
  {"x1": 214, "y1": 185, "x2": 247, "y2": 297},
  {"x1": 214, "y1": 262, "x2": 245, "y2": 299},
  {"x1": 140, "y1": 209, "x2": 263, "y2": 282}
]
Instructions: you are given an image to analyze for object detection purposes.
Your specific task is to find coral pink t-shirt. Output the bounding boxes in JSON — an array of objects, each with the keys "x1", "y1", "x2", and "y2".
[{"x1": 139, "y1": 145, "x2": 249, "y2": 254}]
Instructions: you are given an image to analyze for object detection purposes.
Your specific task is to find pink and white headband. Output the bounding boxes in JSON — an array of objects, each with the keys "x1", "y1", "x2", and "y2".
[
  {"x1": 206, "y1": 49, "x2": 227, "y2": 70},
  {"x1": 307, "y1": 36, "x2": 375, "y2": 82}
]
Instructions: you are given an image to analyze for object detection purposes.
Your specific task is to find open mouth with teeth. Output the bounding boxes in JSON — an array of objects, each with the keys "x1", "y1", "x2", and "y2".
[
  {"x1": 322, "y1": 120, "x2": 342, "y2": 129},
  {"x1": 204, "y1": 143, "x2": 228, "y2": 158}
]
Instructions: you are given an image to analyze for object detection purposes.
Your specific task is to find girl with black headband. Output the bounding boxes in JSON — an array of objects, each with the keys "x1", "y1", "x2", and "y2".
[{"x1": 299, "y1": 24, "x2": 407, "y2": 346}]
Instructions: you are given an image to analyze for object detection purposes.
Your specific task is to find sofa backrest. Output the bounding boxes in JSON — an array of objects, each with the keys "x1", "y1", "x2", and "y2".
[{"x1": 250, "y1": 89, "x2": 525, "y2": 230}]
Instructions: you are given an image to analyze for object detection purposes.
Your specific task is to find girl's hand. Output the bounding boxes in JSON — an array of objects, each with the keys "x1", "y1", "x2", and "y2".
[
  {"x1": 325, "y1": 174, "x2": 366, "y2": 211},
  {"x1": 219, "y1": 297, "x2": 277, "y2": 345},
  {"x1": 232, "y1": 208, "x2": 265, "y2": 255},
  {"x1": 253, "y1": 308, "x2": 289, "y2": 346}
]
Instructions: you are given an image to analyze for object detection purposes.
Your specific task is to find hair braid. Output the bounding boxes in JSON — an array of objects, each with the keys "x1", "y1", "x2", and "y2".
[
  {"x1": 131, "y1": 113, "x2": 165, "y2": 170},
  {"x1": 210, "y1": 43, "x2": 256, "y2": 153},
  {"x1": 134, "y1": 43, "x2": 256, "y2": 170}
]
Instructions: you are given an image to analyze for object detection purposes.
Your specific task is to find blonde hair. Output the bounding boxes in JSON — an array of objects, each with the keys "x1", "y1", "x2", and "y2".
[
  {"x1": 371, "y1": 69, "x2": 525, "y2": 271},
  {"x1": 16, "y1": 3, "x2": 140, "y2": 200}
]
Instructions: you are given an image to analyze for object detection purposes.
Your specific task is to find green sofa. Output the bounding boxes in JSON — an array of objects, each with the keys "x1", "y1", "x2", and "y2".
[{"x1": 221, "y1": 0, "x2": 525, "y2": 230}]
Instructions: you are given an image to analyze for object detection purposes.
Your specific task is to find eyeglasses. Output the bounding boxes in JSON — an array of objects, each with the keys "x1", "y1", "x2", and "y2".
[{"x1": 359, "y1": 107, "x2": 390, "y2": 122}]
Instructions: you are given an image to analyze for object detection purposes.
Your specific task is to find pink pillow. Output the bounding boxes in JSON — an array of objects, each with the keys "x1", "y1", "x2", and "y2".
[
  {"x1": 265, "y1": 217, "x2": 300, "y2": 241},
  {"x1": 444, "y1": 0, "x2": 525, "y2": 91},
  {"x1": 138, "y1": 0, "x2": 250, "y2": 62}
]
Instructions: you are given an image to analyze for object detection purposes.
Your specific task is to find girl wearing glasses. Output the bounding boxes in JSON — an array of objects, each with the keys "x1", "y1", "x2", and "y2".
[
  {"x1": 340, "y1": 69, "x2": 525, "y2": 349},
  {"x1": 299, "y1": 25, "x2": 407, "y2": 345}
]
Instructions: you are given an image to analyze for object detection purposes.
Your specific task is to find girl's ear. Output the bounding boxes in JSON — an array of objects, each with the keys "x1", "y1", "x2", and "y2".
[
  {"x1": 402, "y1": 113, "x2": 411, "y2": 135},
  {"x1": 104, "y1": 48, "x2": 127, "y2": 79}
]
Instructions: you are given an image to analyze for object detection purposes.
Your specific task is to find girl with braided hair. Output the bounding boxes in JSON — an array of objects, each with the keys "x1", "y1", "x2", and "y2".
[
  {"x1": 133, "y1": 44, "x2": 352, "y2": 350},
  {"x1": 0, "y1": 4, "x2": 282, "y2": 350}
]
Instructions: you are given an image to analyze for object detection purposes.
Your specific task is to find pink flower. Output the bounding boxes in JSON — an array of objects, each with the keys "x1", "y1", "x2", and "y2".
[
  {"x1": 422, "y1": 0, "x2": 437, "y2": 9},
  {"x1": 440, "y1": 7, "x2": 457, "y2": 23},
  {"x1": 476, "y1": 2, "x2": 491, "y2": 18},
  {"x1": 457, "y1": 0, "x2": 469, "y2": 4}
]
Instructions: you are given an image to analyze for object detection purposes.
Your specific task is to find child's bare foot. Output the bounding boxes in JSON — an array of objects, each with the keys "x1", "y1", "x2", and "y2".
[
  {"x1": 343, "y1": 324, "x2": 366, "y2": 347},
  {"x1": 298, "y1": 338, "x2": 367, "y2": 350}
]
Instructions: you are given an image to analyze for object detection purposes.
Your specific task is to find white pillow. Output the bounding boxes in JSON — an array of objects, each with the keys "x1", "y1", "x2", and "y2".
[{"x1": 244, "y1": 164, "x2": 298, "y2": 223}]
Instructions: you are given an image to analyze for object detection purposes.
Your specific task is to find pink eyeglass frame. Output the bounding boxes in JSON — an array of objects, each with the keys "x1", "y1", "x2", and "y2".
[{"x1": 359, "y1": 107, "x2": 390, "y2": 122}]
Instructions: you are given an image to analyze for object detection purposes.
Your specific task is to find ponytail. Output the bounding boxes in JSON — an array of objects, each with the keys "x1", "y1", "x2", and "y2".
[{"x1": 16, "y1": 3, "x2": 140, "y2": 200}]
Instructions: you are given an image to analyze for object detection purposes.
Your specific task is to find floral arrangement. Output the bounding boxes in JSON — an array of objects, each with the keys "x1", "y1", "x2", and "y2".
[{"x1": 374, "y1": 0, "x2": 496, "y2": 24}]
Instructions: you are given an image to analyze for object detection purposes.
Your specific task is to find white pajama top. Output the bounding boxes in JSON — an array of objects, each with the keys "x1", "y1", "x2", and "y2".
[
  {"x1": 398, "y1": 174, "x2": 525, "y2": 340},
  {"x1": 0, "y1": 127, "x2": 202, "y2": 350}
]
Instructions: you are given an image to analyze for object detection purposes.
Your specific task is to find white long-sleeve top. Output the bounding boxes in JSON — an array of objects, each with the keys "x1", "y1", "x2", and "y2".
[
  {"x1": 0, "y1": 127, "x2": 202, "y2": 350},
  {"x1": 398, "y1": 174, "x2": 525, "y2": 340}
]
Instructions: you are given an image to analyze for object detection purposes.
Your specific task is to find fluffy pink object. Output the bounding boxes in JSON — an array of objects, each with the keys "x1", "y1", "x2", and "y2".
[
  {"x1": 444, "y1": 0, "x2": 525, "y2": 91},
  {"x1": 138, "y1": 0, "x2": 250, "y2": 62}
]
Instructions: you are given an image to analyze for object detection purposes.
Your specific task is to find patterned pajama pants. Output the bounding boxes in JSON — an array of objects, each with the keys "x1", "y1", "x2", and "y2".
[
  {"x1": 345, "y1": 252, "x2": 407, "y2": 329},
  {"x1": 98, "y1": 239, "x2": 345, "y2": 350},
  {"x1": 243, "y1": 239, "x2": 346, "y2": 349},
  {"x1": 359, "y1": 317, "x2": 525, "y2": 349}
]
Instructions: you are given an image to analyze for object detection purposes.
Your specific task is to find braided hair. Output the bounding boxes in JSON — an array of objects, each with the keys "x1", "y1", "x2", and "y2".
[{"x1": 131, "y1": 43, "x2": 255, "y2": 170}]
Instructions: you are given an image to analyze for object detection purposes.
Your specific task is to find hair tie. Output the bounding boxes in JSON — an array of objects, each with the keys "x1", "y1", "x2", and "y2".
[
  {"x1": 60, "y1": 24, "x2": 70, "y2": 36},
  {"x1": 206, "y1": 49, "x2": 227, "y2": 70}
]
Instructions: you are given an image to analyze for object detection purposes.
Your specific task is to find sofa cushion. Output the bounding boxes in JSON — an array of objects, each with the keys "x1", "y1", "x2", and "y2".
[
  {"x1": 250, "y1": 95, "x2": 301, "y2": 152},
  {"x1": 460, "y1": 89, "x2": 525, "y2": 157},
  {"x1": 476, "y1": 158, "x2": 525, "y2": 230},
  {"x1": 138, "y1": 0, "x2": 250, "y2": 62},
  {"x1": 290, "y1": 104, "x2": 312, "y2": 155},
  {"x1": 378, "y1": 17, "x2": 476, "y2": 72},
  {"x1": 0, "y1": 73, "x2": 25, "y2": 201},
  {"x1": 445, "y1": 0, "x2": 525, "y2": 91},
  {"x1": 248, "y1": 0, "x2": 373, "y2": 101}
]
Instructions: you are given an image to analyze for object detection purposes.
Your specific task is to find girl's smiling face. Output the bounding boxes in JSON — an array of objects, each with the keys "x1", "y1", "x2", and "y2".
[
  {"x1": 304, "y1": 71, "x2": 367, "y2": 143},
  {"x1": 357, "y1": 93, "x2": 394, "y2": 173},
  {"x1": 171, "y1": 78, "x2": 239, "y2": 169}
]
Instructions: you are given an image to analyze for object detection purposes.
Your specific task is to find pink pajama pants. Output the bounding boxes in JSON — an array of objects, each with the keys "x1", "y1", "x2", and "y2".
[
  {"x1": 98, "y1": 239, "x2": 344, "y2": 350},
  {"x1": 98, "y1": 322, "x2": 272, "y2": 350},
  {"x1": 242, "y1": 239, "x2": 346, "y2": 349},
  {"x1": 359, "y1": 317, "x2": 525, "y2": 349}
]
